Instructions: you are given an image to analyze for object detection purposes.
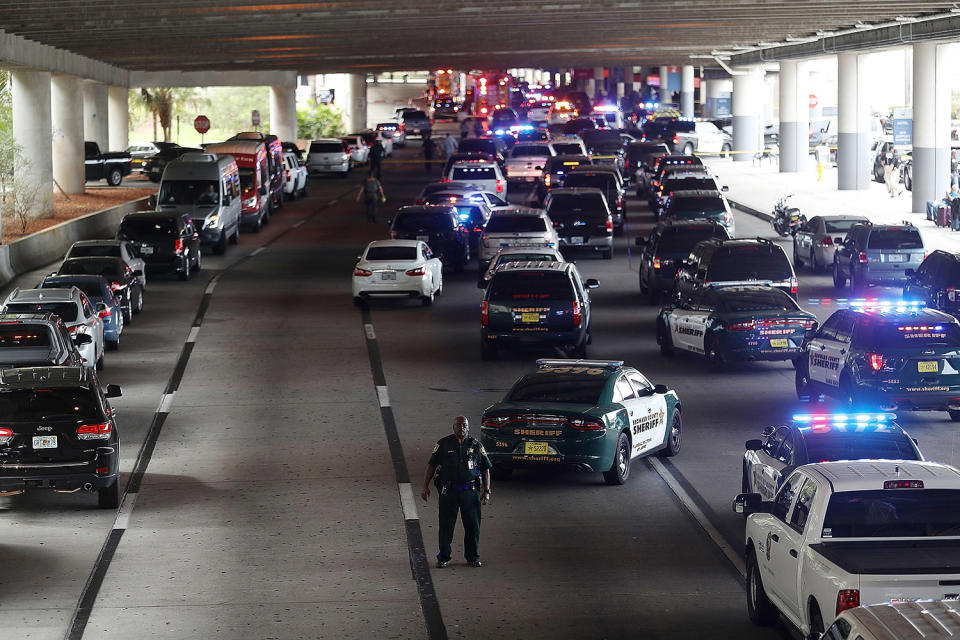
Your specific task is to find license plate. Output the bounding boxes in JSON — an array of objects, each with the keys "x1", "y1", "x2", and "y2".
[
  {"x1": 886, "y1": 254, "x2": 906, "y2": 263},
  {"x1": 569, "y1": 236, "x2": 584, "y2": 245},
  {"x1": 918, "y1": 361, "x2": 939, "y2": 373},
  {"x1": 524, "y1": 441, "x2": 549, "y2": 455},
  {"x1": 416, "y1": 235, "x2": 429, "y2": 242},
  {"x1": 141, "y1": 246, "x2": 154, "y2": 255},
  {"x1": 380, "y1": 271, "x2": 396, "y2": 281},
  {"x1": 521, "y1": 312, "x2": 540, "y2": 323},
  {"x1": 769, "y1": 338, "x2": 789, "y2": 348},
  {"x1": 32, "y1": 435, "x2": 57, "y2": 449}
]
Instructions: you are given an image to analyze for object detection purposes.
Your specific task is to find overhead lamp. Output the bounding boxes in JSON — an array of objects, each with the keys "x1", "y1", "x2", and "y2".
[
  {"x1": 815, "y1": 29, "x2": 836, "y2": 37},
  {"x1": 853, "y1": 21, "x2": 870, "y2": 29},
  {"x1": 785, "y1": 35, "x2": 817, "y2": 42},
  {"x1": 756, "y1": 41, "x2": 779, "y2": 47}
]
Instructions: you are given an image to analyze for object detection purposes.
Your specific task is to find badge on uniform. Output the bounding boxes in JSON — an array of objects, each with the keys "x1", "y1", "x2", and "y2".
[{"x1": 468, "y1": 459, "x2": 475, "y2": 470}]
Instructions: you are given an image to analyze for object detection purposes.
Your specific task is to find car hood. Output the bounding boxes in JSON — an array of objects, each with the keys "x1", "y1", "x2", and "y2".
[{"x1": 157, "y1": 204, "x2": 218, "y2": 220}]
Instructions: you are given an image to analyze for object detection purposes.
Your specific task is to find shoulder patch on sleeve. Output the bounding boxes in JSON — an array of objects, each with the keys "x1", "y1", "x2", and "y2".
[
  {"x1": 432, "y1": 443, "x2": 439, "y2": 454},
  {"x1": 478, "y1": 444, "x2": 487, "y2": 455}
]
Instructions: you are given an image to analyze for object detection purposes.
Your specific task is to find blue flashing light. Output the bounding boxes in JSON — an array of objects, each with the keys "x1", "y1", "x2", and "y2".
[
  {"x1": 494, "y1": 129, "x2": 505, "y2": 136},
  {"x1": 936, "y1": 325, "x2": 944, "y2": 330},
  {"x1": 458, "y1": 213, "x2": 470, "y2": 221}
]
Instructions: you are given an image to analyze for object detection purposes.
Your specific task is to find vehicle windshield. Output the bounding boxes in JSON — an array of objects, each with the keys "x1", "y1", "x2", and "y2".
[
  {"x1": 157, "y1": 180, "x2": 219, "y2": 206},
  {"x1": 58, "y1": 260, "x2": 119, "y2": 277},
  {"x1": 365, "y1": 246, "x2": 418, "y2": 261},
  {"x1": 68, "y1": 245, "x2": 120, "y2": 259},
  {"x1": 657, "y1": 229, "x2": 723, "y2": 254},
  {"x1": 852, "y1": 322, "x2": 960, "y2": 349},
  {"x1": 488, "y1": 271, "x2": 572, "y2": 302},
  {"x1": 824, "y1": 219, "x2": 866, "y2": 233},
  {"x1": 4, "y1": 303, "x2": 78, "y2": 323},
  {"x1": 719, "y1": 289, "x2": 799, "y2": 312},
  {"x1": 119, "y1": 218, "x2": 177, "y2": 238},
  {"x1": 804, "y1": 431, "x2": 920, "y2": 464},
  {"x1": 511, "y1": 145, "x2": 548, "y2": 158},
  {"x1": 868, "y1": 229, "x2": 924, "y2": 250},
  {"x1": 706, "y1": 248, "x2": 792, "y2": 281},
  {"x1": 41, "y1": 280, "x2": 104, "y2": 299},
  {"x1": 392, "y1": 213, "x2": 451, "y2": 233},
  {"x1": 507, "y1": 374, "x2": 606, "y2": 405},
  {"x1": 0, "y1": 326, "x2": 52, "y2": 349},
  {"x1": 452, "y1": 167, "x2": 496, "y2": 181},
  {"x1": 822, "y1": 489, "x2": 960, "y2": 538},
  {"x1": 238, "y1": 168, "x2": 256, "y2": 192},
  {"x1": 0, "y1": 388, "x2": 100, "y2": 421},
  {"x1": 484, "y1": 216, "x2": 547, "y2": 233}
]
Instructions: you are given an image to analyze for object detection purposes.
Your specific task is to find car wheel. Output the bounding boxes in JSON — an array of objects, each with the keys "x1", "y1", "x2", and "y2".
[
  {"x1": 435, "y1": 277, "x2": 443, "y2": 297},
  {"x1": 746, "y1": 550, "x2": 779, "y2": 626},
  {"x1": 658, "y1": 408, "x2": 682, "y2": 457},
  {"x1": 194, "y1": 251, "x2": 202, "y2": 273},
  {"x1": 179, "y1": 258, "x2": 190, "y2": 281},
  {"x1": 810, "y1": 249, "x2": 820, "y2": 274},
  {"x1": 214, "y1": 231, "x2": 228, "y2": 255},
  {"x1": 107, "y1": 337, "x2": 119, "y2": 351},
  {"x1": 107, "y1": 168, "x2": 123, "y2": 186},
  {"x1": 850, "y1": 264, "x2": 864, "y2": 293},
  {"x1": 793, "y1": 243, "x2": 803, "y2": 267},
  {"x1": 98, "y1": 480, "x2": 120, "y2": 509},
  {"x1": 832, "y1": 261, "x2": 846, "y2": 288},
  {"x1": 480, "y1": 340, "x2": 497, "y2": 360},
  {"x1": 795, "y1": 362, "x2": 812, "y2": 399},
  {"x1": 421, "y1": 289, "x2": 434, "y2": 306},
  {"x1": 721, "y1": 143, "x2": 731, "y2": 158},
  {"x1": 905, "y1": 170, "x2": 913, "y2": 191},
  {"x1": 122, "y1": 298, "x2": 133, "y2": 324},
  {"x1": 808, "y1": 603, "x2": 825, "y2": 640},
  {"x1": 96, "y1": 354, "x2": 104, "y2": 371},
  {"x1": 706, "y1": 335, "x2": 725, "y2": 371},
  {"x1": 602, "y1": 431, "x2": 631, "y2": 485},
  {"x1": 134, "y1": 288, "x2": 143, "y2": 314},
  {"x1": 231, "y1": 225, "x2": 241, "y2": 244},
  {"x1": 949, "y1": 410, "x2": 960, "y2": 422},
  {"x1": 602, "y1": 248, "x2": 613, "y2": 260},
  {"x1": 741, "y1": 465, "x2": 750, "y2": 494},
  {"x1": 657, "y1": 321, "x2": 674, "y2": 356}
]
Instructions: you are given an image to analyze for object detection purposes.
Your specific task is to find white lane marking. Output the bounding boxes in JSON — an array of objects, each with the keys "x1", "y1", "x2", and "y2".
[
  {"x1": 398, "y1": 483, "x2": 418, "y2": 521},
  {"x1": 364, "y1": 323, "x2": 376, "y2": 340},
  {"x1": 250, "y1": 247, "x2": 265, "y2": 257},
  {"x1": 186, "y1": 326, "x2": 200, "y2": 343},
  {"x1": 204, "y1": 280, "x2": 217, "y2": 295},
  {"x1": 648, "y1": 457, "x2": 745, "y2": 578},
  {"x1": 157, "y1": 392, "x2": 175, "y2": 414},
  {"x1": 292, "y1": 219, "x2": 306, "y2": 229},
  {"x1": 376, "y1": 385, "x2": 390, "y2": 407},
  {"x1": 327, "y1": 199, "x2": 338, "y2": 206},
  {"x1": 113, "y1": 492, "x2": 138, "y2": 530}
]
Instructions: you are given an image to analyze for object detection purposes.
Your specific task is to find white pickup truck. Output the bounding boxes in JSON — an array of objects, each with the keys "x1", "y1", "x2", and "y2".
[{"x1": 735, "y1": 460, "x2": 960, "y2": 639}]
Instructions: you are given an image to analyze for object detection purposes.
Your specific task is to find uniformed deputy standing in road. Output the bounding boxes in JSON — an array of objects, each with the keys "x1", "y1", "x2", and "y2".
[{"x1": 421, "y1": 416, "x2": 492, "y2": 568}]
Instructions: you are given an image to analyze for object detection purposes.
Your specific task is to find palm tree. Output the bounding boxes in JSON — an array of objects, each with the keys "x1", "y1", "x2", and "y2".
[{"x1": 132, "y1": 88, "x2": 206, "y2": 142}]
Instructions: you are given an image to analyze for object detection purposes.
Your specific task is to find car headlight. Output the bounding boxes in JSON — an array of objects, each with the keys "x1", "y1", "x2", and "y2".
[
  {"x1": 243, "y1": 197, "x2": 257, "y2": 208},
  {"x1": 205, "y1": 214, "x2": 220, "y2": 229}
]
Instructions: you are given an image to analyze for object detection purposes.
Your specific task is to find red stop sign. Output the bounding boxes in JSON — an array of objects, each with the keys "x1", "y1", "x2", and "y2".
[
  {"x1": 809, "y1": 94, "x2": 819, "y2": 109},
  {"x1": 194, "y1": 115, "x2": 210, "y2": 134}
]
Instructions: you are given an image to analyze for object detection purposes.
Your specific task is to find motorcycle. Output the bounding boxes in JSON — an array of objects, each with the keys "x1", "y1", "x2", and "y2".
[{"x1": 772, "y1": 194, "x2": 806, "y2": 236}]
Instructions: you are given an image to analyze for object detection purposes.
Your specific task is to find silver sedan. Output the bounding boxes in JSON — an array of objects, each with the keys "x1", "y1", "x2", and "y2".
[{"x1": 792, "y1": 215, "x2": 869, "y2": 273}]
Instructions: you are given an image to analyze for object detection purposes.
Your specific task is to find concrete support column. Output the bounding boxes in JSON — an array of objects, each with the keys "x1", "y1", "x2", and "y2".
[
  {"x1": 699, "y1": 78, "x2": 708, "y2": 110},
  {"x1": 348, "y1": 74, "x2": 367, "y2": 132},
  {"x1": 593, "y1": 66, "x2": 605, "y2": 97},
  {"x1": 631, "y1": 66, "x2": 641, "y2": 93},
  {"x1": 586, "y1": 79, "x2": 596, "y2": 100},
  {"x1": 108, "y1": 86, "x2": 128, "y2": 151},
  {"x1": 51, "y1": 74, "x2": 85, "y2": 194},
  {"x1": 779, "y1": 60, "x2": 810, "y2": 173},
  {"x1": 732, "y1": 67, "x2": 763, "y2": 162},
  {"x1": 680, "y1": 65, "x2": 695, "y2": 118},
  {"x1": 82, "y1": 81, "x2": 108, "y2": 150},
  {"x1": 912, "y1": 42, "x2": 951, "y2": 213},
  {"x1": 269, "y1": 86, "x2": 298, "y2": 142},
  {"x1": 659, "y1": 65, "x2": 670, "y2": 101},
  {"x1": 11, "y1": 70, "x2": 53, "y2": 218},
  {"x1": 707, "y1": 79, "x2": 731, "y2": 119},
  {"x1": 837, "y1": 53, "x2": 871, "y2": 190}
]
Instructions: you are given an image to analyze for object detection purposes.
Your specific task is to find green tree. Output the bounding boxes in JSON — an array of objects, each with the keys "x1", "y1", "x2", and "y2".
[
  {"x1": 298, "y1": 104, "x2": 344, "y2": 139},
  {"x1": 131, "y1": 87, "x2": 208, "y2": 142}
]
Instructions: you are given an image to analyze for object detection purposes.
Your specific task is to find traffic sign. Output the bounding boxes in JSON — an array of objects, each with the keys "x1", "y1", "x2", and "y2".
[
  {"x1": 193, "y1": 115, "x2": 210, "y2": 134},
  {"x1": 251, "y1": 109, "x2": 261, "y2": 127},
  {"x1": 809, "y1": 94, "x2": 818, "y2": 109}
]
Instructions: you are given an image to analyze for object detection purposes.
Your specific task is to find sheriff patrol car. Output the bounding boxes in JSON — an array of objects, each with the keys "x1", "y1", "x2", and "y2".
[
  {"x1": 795, "y1": 300, "x2": 960, "y2": 419},
  {"x1": 480, "y1": 359, "x2": 681, "y2": 485}
]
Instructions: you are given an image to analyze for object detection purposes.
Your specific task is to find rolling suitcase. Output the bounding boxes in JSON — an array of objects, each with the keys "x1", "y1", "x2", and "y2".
[{"x1": 937, "y1": 203, "x2": 951, "y2": 228}]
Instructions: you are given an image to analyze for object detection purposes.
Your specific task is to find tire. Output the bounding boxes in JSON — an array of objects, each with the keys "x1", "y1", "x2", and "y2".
[
  {"x1": 107, "y1": 337, "x2": 119, "y2": 351},
  {"x1": 905, "y1": 170, "x2": 913, "y2": 191},
  {"x1": 602, "y1": 431, "x2": 631, "y2": 485},
  {"x1": 683, "y1": 143, "x2": 695, "y2": 156},
  {"x1": 194, "y1": 250, "x2": 202, "y2": 273},
  {"x1": 491, "y1": 466, "x2": 513, "y2": 481},
  {"x1": 214, "y1": 231, "x2": 228, "y2": 255},
  {"x1": 658, "y1": 321, "x2": 674, "y2": 356},
  {"x1": 230, "y1": 224, "x2": 240, "y2": 245},
  {"x1": 810, "y1": 249, "x2": 820, "y2": 274},
  {"x1": 134, "y1": 287, "x2": 143, "y2": 314},
  {"x1": 795, "y1": 362, "x2": 812, "y2": 398},
  {"x1": 96, "y1": 354, "x2": 104, "y2": 372},
  {"x1": 122, "y1": 296, "x2": 133, "y2": 324},
  {"x1": 741, "y1": 465, "x2": 751, "y2": 494},
  {"x1": 808, "y1": 603, "x2": 825, "y2": 640},
  {"x1": 658, "y1": 408, "x2": 682, "y2": 457},
  {"x1": 353, "y1": 296, "x2": 363, "y2": 307},
  {"x1": 832, "y1": 262, "x2": 846, "y2": 289},
  {"x1": 793, "y1": 243, "x2": 803, "y2": 267},
  {"x1": 107, "y1": 168, "x2": 123, "y2": 186},
  {"x1": 481, "y1": 340, "x2": 497, "y2": 360},
  {"x1": 421, "y1": 290, "x2": 434, "y2": 306},
  {"x1": 602, "y1": 248, "x2": 613, "y2": 260},
  {"x1": 277, "y1": 188, "x2": 284, "y2": 209},
  {"x1": 949, "y1": 410, "x2": 960, "y2": 422},
  {"x1": 98, "y1": 480, "x2": 120, "y2": 509},
  {"x1": 178, "y1": 258, "x2": 190, "y2": 281},
  {"x1": 746, "y1": 550, "x2": 779, "y2": 626},
  {"x1": 706, "y1": 335, "x2": 725, "y2": 371},
  {"x1": 850, "y1": 265, "x2": 862, "y2": 293}
]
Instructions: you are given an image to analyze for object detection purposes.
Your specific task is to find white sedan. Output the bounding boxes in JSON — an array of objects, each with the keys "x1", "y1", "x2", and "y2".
[{"x1": 352, "y1": 240, "x2": 443, "y2": 306}]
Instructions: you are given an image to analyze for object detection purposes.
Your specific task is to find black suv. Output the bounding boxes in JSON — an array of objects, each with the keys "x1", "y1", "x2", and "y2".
[
  {"x1": 458, "y1": 138, "x2": 507, "y2": 169},
  {"x1": 389, "y1": 205, "x2": 470, "y2": 272},
  {"x1": 564, "y1": 168, "x2": 626, "y2": 231},
  {"x1": 0, "y1": 366, "x2": 122, "y2": 508},
  {"x1": 117, "y1": 211, "x2": 201, "y2": 281},
  {"x1": 675, "y1": 237, "x2": 797, "y2": 300},
  {"x1": 904, "y1": 250, "x2": 960, "y2": 315},
  {"x1": 637, "y1": 221, "x2": 729, "y2": 303},
  {"x1": 625, "y1": 142, "x2": 670, "y2": 189},
  {"x1": 532, "y1": 155, "x2": 593, "y2": 205},
  {"x1": 481, "y1": 261, "x2": 599, "y2": 360},
  {"x1": 0, "y1": 314, "x2": 83, "y2": 368},
  {"x1": 544, "y1": 188, "x2": 614, "y2": 259},
  {"x1": 400, "y1": 110, "x2": 431, "y2": 138},
  {"x1": 660, "y1": 190, "x2": 734, "y2": 237}
]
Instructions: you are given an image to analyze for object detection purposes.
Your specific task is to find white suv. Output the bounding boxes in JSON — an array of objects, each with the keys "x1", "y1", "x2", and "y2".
[
  {"x1": 446, "y1": 160, "x2": 507, "y2": 201},
  {"x1": 478, "y1": 207, "x2": 559, "y2": 267},
  {"x1": 306, "y1": 139, "x2": 351, "y2": 176},
  {"x1": 505, "y1": 143, "x2": 554, "y2": 185},
  {"x1": 2, "y1": 287, "x2": 106, "y2": 370}
]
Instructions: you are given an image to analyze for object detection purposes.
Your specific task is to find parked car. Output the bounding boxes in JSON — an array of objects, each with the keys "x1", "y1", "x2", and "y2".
[
  {"x1": 39, "y1": 276, "x2": 124, "y2": 349},
  {"x1": 377, "y1": 122, "x2": 404, "y2": 146},
  {"x1": 204, "y1": 141, "x2": 271, "y2": 231},
  {"x1": 141, "y1": 146, "x2": 202, "y2": 183},
  {"x1": 833, "y1": 223, "x2": 925, "y2": 291},
  {"x1": 792, "y1": 215, "x2": 869, "y2": 273},
  {"x1": 65, "y1": 240, "x2": 147, "y2": 290},
  {"x1": 903, "y1": 250, "x2": 960, "y2": 316},
  {"x1": 306, "y1": 138, "x2": 351, "y2": 176},
  {"x1": 660, "y1": 190, "x2": 735, "y2": 238},
  {"x1": 0, "y1": 313, "x2": 83, "y2": 368},
  {"x1": 505, "y1": 143, "x2": 554, "y2": 186},
  {"x1": 125, "y1": 141, "x2": 177, "y2": 169},
  {"x1": 282, "y1": 151, "x2": 308, "y2": 200},
  {"x1": 84, "y1": 142, "x2": 131, "y2": 186},
  {"x1": 339, "y1": 135, "x2": 370, "y2": 166},
  {"x1": 564, "y1": 168, "x2": 626, "y2": 231},
  {"x1": 354, "y1": 130, "x2": 393, "y2": 157},
  {"x1": 477, "y1": 206, "x2": 559, "y2": 269},
  {"x1": 826, "y1": 600, "x2": 960, "y2": 640},
  {"x1": 544, "y1": 188, "x2": 614, "y2": 259},
  {"x1": 399, "y1": 110, "x2": 431, "y2": 139},
  {"x1": 478, "y1": 246, "x2": 564, "y2": 288},
  {"x1": 637, "y1": 220, "x2": 729, "y2": 303},
  {"x1": 117, "y1": 211, "x2": 202, "y2": 281},
  {"x1": 675, "y1": 237, "x2": 797, "y2": 300},
  {"x1": 445, "y1": 160, "x2": 507, "y2": 200},
  {"x1": 352, "y1": 240, "x2": 443, "y2": 306},
  {"x1": 388, "y1": 205, "x2": 470, "y2": 272},
  {"x1": 54, "y1": 256, "x2": 143, "y2": 323}
]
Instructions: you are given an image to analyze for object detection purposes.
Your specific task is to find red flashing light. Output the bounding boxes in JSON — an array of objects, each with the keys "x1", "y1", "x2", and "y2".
[
  {"x1": 605, "y1": 217, "x2": 613, "y2": 233},
  {"x1": 867, "y1": 353, "x2": 885, "y2": 371},
  {"x1": 791, "y1": 276, "x2": 799, "y2": 294},
  {"x1": 653, "y1": 258, "x2": 662, "y2": 270}
]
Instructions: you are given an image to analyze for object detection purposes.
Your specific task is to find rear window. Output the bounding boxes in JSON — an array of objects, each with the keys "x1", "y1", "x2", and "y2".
[
  {"x1": 402, "y1": 110, "x2": 427, "y2": 120},
  {"x1": 824, "y1": 218, "x2": 865, "y2": 234},
  {"x1": 365, "y1": 246, "x2": 417, "y2": 261},
  {"x1": 41, "y1": 280, "x2": 103, "y2": 299},
  {"x1": 68, "y1": 245, "x2": 119, "y2": 259},
  {"x1": 868, "y1": 228, "x2": 923, "y2": 250},
  {"x1": 668, "y1": 197, "x2": 727, "y2": 221},
  {"x1": 852, "y1": 322, "x2": 960, "y2": 349},
  {"x1": 392, "y1": 213, "x2": 452, "y2": 233},
  {"x1": 506, "y1": 373, "x2": 606, "y2": 405},
  {"x1": 4, "y1": 302, "x2": 78, "y2": 323},
  {"x1": 309, "y1": 142, "x2": 343, "y2": 153},
  {"x1": 511, "y1": 145, "x2": 548, "y2": 158},
  {"x1": 0, "y1": 326, "x2": 52, "y2": 348},
  {"x1": 706, "y1": 248, "x2": 792, "y2": 281},
  {"x1": 460, "y1": 140, "x2": 497, "y2": 155},
  {"x1": 564, "y1": 174, "x2": 615, "y2": 190},
  {"x1": 452, "y1": 167, "x2": 496, "y2": 181},
  {"x1": 657, "y1": 228, "x2": 723, "y2": 254},
  {"x1": 663, "y1": 178, "x2": 716, "y2": 192},
  {"x1": 822, "y1": 489, "x2": 960, "y2": 538},
  {"x1": 119, "y1": 218, "x2": 177, "y2": 237},
  {"x1": 626, "y1": 145, "x2": 667, "y2": 162},
  {"x1": 803, "y1": 431, "x2": 920, "y2": 465},
  {"x1": 718, "y1": 289, "x2": 799, "y2": 312},
  {"x1": 488, "y1": 271, "x2": 573, "y2": 302},
  {"x1": 552, "y1": 144, "x2": 583, "y2": 155},
  {"x1": 58, "y1": 260, "x2": 120, "y2": 278},
  {"x1": 494, "y1": 253, "x2": 556, "y2": 266},
  {"x1": 0, "y1": 388, "x2": 100, "y2": 421},
  {"x1": 484, "y1": 216, "x2": 547, "y2": 233},
  {"x1": 547, "y1": 194, "x2": 608, "y2": 216}
]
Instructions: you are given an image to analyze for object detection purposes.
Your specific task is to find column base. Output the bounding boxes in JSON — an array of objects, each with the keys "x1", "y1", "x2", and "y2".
[{"x1": 837, "y1": 132, "x2": 870, "y2": 190}]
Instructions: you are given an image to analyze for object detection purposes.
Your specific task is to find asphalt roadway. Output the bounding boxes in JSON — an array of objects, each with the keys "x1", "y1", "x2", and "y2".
[{"x1": 2, "y1": 142, "x2": 960, "y2": 640}]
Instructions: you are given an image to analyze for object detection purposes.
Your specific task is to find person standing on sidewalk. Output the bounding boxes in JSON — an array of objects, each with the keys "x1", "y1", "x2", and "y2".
[
  {"x1": 884, "y1": 149, "x2": 902, "y2": 198},
  {"x1": 355, "y1": 172, "x2": 385, "y2": 222}
]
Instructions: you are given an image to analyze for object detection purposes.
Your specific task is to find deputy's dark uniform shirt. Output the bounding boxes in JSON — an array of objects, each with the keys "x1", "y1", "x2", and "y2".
[{"x1": 429, "y1": 434, "x2": 492, "y2": 485}]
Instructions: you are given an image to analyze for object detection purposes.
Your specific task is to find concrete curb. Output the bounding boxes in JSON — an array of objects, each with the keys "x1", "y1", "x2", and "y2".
[
  {"x1": 727, "y1": 199, "x2": 774, "y2": 222},
  {"x1": 0, "y1": 196, "x2": 149, "y2": 288}
]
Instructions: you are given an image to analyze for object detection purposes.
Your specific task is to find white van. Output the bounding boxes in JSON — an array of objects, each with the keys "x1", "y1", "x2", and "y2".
[
  {"x1": 153, "y1": 152, "x2": 241, "y2": 254},
  {"x1": 825, "y1": 600, "x2": 960, "y2": 640}
]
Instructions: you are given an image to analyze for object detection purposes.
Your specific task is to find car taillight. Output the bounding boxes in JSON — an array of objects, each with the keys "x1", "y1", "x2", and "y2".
[
  {"x1": 791, "y1": 276, "x2": 798, "y2": 294},
  {"x1": 821, "y1": 236, "x2": 833, "y2": 246},
  {"x1": 98, "y1": 309, "x2": 112, "y2": 318},
  {"x1": 672, "y1": 134, "x2": 679, "y2": 145},
  {"x1": 948, "y1": 287, "x2": 957, "y2": 302},
  {"x1": 286, "y1": 170, "x2": 290, "y2": 179},
  {"x1": 544, "y1": 174, "x2": 551, "y2": 187},
  {"x1": 729, "y1": 320, "x2": 755, "y2": 331},
  {"x1": 572, "y1": 300, "x2": 582, "y2": 327},
  {"x1": 482, "y1": 415, "x2": 512, "y2": 427},
  {"x1": 405, "y1": 267, "x2": 425, "y2": 276},
  {"x1": 858, "y1": 251, "x2": 868, "y2": 264},
  {"x1": 616, "y1": 196, "x2": 623, "y2": 207},
  {"x1": 67, "y1": 326, "x2": 77, "y2": 333},
  {"x1": 110, "y1": 281, "x2": 123, "y2": 291},
  {"x1": 354, "y1": 268, "x2": 373, "y2": 277},
  {"x1": 389, "y1": 231, "x2": 397, "y2": 239},
  {"x1": 836, "y1": 589, "x2": 860, "y2": 616},
  {"x1": 496, "y1": 179, "x2": 504, "y2": 193},
  {"x1": 567, "y1": 417, "x2": 604, "y2": 430},
  {"x1": 174, "y1": 238, "x2": 184, "y2": 255},
  {"x1": 0, "y1": 427, "x2": 13, "y2": 445},
  {"x1": 481, "y1": 300, "x2": 489, "y2": 327},
  {"x1": 867, "y1": 353, "x2": 885, "y2": 371},
  {"x1": 76, "y1": 422, "x2": 112, "y2": 440},
  {"x1": 605, "y1": 217, "x2": 613, "y2": 233},
  {"x1": 798, "y1": 319, "x2": 817, "y2": 329},
  {"x1": 653, "y1": 258, "x2": 661, "y2": 270}
]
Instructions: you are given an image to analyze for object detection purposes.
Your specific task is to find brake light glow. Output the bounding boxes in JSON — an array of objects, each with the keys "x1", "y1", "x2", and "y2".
[
  {"x1": 791, "y1": 276, "x2": 798, "y2": 294},
  {"x1": 496, "y1": 179, "x2": 504, "y2": 193},
  {"x1": 884, "y1": 480, "x2": 924, "y2": 489},
  {"x1": 653, "y1": 258, "x2": 662, "y2": 270},
  {"x1": 858, "y1": 251, "x2": 868, "y2": 264},
  {"x1": 98, "y1": 309, "x2": 112, "y2": 318},
  {"x1": 836, "y1": 590, "x2": 860, "y2": 616},
  {"x1": 405, "y1": 267, "x2": 425, "y2": 276},
  {"x1": 572, "y1": 300, "x2": 582, "y2": 327},
  {"x1": 605, "y1": 217, "x2": 613, "y2": 233},
  {"x1": 567, "y1": 417, "x2": 604, "y2": 430},
  {"x1": 354, "y1": 268, "x2": 373, "y2": 277},
  {"x1": 672, "y1": 134, "x2": 679, "y2": 145},
  {"x1": 544, "y1": 174, "x2": 551, "y2": 187},
  {"x1": 948, "y1": 287, "x2": 956, "y2": 302},
  {"x1": 821, "y1": 236, "x2": 833, "y2": 246},
  {"x1": 0, "y1": 427, "x2": 12, "y2": 445},
  {"x1": 76, "y1": 422, "x2": 112, "y2": 440},
  {"x1": 867, "y1": 353, "x2": 885, "y2": 371},
  {"x1": 481, "y1": 300, "x2": 489, "y2": 327},
  {"x1": 174, "y1": 238, "x2": 184, "y2": 255}
]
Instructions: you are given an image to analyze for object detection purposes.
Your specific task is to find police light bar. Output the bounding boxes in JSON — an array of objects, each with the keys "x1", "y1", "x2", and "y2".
[
  {"x1": 793, "y1": 412, "x2": 896, "y2": 423},
  {"x1": 706, "y1": 280, "x2": 773, "y2": 288},
  {"x1": 536, "y1": 359, "x2": 624, "y2": 369},
  {"x1": 593, "y1": 104, "x2": 619, "y2": 113},
  {"x1": 806, "y1": 298, "x2": 924, "y2": 312}
]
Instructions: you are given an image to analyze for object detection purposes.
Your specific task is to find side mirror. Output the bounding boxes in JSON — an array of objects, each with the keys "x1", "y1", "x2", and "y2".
[
  {"x1": 905, "y1": 268, "x2": 915, "y2": 277},
  {"x1": 585, "y1": 278, "x2": 600, "y2": 289},
  {"x1": 745, "y1": 439, "x2": 763, "y2": 451},
  {"x1": 105, "y1": 384, "x2": 122, "y2": 398},
  {"x1": 147, "y1": 194, "x2": 158, "y2": 209},
  {"x1": 721, "y1": 185, "x2": 729, "y2": 192},
  {"x1": 733, "y1": 493, "x2": 766, "y2": 515},
  {"x1": 534, "y1": 166, "x2": 543, "y2": 171},
  {"x1": 653, "y1": 384, "x2": 668, "y2": 394},
  {"x1": 74, "y1": 333, "x2": 92, "y2": 345}
]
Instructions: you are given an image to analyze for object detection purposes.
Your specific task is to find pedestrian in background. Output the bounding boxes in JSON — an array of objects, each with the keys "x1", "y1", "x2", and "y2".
[
  {"x1": 421, "y1": 416, "x2": 492, "y2": 568},
  {"x1": 355, "y1": 172, "x2": 385, "y2": 222},
  {"x1": 442, "y1": 133, "x2": 458, "y2": 157},
  {"x1": 460, "y1": 119, "x2": 470, "y2": 141},
  {"x1": 884, "y1": 149, "x2": 902, "y2": 198},
  {"x1": 370, "y1": 138, "x2": 385, "y2": 178},
  {"x1": 473, "y1": 117, "x2": 484, "y2": 138},
  {"x1": 422, "y1": 134, "x2": 436, "y2": 173}
]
